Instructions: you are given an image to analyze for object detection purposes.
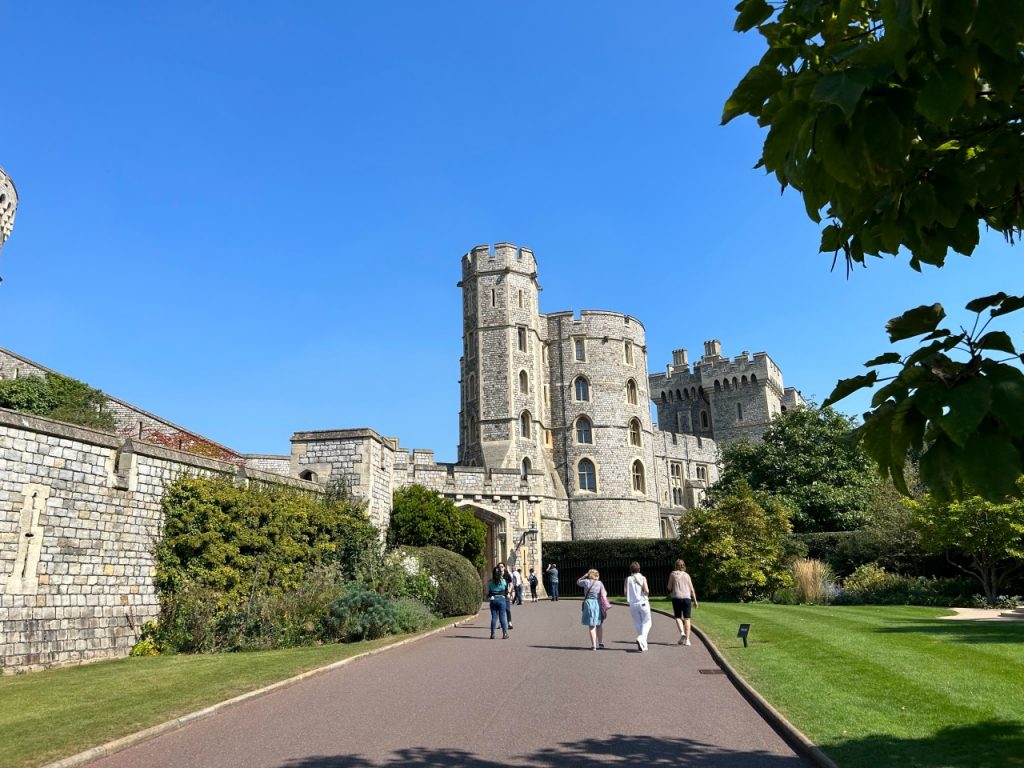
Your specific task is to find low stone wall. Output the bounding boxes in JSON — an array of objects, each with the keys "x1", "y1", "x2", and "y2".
[{"x1": 0, "y1": 408, "x2": 315, "y2": 673}]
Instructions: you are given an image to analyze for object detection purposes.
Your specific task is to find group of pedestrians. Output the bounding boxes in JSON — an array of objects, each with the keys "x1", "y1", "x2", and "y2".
[
  {"x1": 577, "y1": 559, "x2": 698, "y2": 652},
  {"x1": 486, "y1": 558, "x2": 699, "y2": 651}
]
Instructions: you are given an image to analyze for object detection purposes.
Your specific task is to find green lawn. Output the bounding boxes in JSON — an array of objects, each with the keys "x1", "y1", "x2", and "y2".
[
  {"x1": 0, "y1": 621, "x2": 456, "y2": 768},
  {"x1": 676, "y1": 601, "x2": 1024, "y2": 768}
]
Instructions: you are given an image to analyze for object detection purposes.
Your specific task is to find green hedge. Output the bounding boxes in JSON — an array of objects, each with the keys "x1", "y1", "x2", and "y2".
[
  {"x1": 401, "y1": 545, "x2": 482, "y2": 617},
  {"x1": 543, "y1": 538, "x2": 687, "y2": 564}
]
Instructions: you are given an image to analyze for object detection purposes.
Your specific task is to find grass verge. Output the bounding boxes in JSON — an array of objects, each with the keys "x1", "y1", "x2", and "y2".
[
  {"x1": 669, "y1": 601, "x2": 1024, "y2": 768},
  {"x1": 0, "y1": 618, "x2": 459, "y2": 768}
]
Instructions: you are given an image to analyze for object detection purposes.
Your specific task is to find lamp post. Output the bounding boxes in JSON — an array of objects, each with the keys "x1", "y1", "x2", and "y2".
[{"x1": 506, "y1": 526, "x2": 538, "y2": 569}]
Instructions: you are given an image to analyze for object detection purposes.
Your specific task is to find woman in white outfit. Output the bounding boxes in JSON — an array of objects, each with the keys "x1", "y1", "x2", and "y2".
[{"x1": 624, "y1": 561, "x2": 651, "y2": 652}]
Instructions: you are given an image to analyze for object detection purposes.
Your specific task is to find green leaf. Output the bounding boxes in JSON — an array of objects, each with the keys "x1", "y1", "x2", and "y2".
[
  {"x1": 962, "y1": 433, "x2": 1024, "y2": 501},
  {"x1": 965, "y1": 292, "x2": 1008, "y2": 313},
  {"x1": 762, "y1": 99, "x2": 810, "y2": 174},
  {"x1": 811, "y1": 68, "x2": 876, "y2": 119},
  {"x1": 915, "y1": 62, "x2": 968, "y2": 123},
  {"x1": 991, "y1": 295, "x2": 1024, "y2": 317},
  {"x1": 820, "y1": 223, "x2": 844, "y2": 253},
  {"x1": 938, "y1": 376, "x2": 993, "y2": 447},
  {"x1": 722, "y1": 64, "x2": 784, "y2": 124},
  {"x1": 886, "y1": 304, "x2": 946, "y2": 342},
  {"x1": 986, "y1": 362, "x2": 1024, "y2": 437},
  {"x1": 734, "y1": 0, "x2": 774, "y2": 32},
  {"x1": 977, "y1": 331, "x2": 1017, "y2": 355},
  {"x1": 919, "y1": 436, "x2": 958, "y2": 503},
  {"x1": 865, "y1": 352, "x2": 902, "y2": 367},
  {"x1": 823, "y1": 371, "x2": 878, "y2": 407},
  {"x1": 870, "y1": 377, "x2": 908, "y2": 408}
]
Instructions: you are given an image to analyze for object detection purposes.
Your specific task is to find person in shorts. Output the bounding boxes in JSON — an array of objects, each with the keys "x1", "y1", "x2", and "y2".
[{"x1": 666, "y1": 559, "x2": 698, "y2": 646}]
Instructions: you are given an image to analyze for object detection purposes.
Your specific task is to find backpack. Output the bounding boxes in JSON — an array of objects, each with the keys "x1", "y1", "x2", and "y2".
[{"x1": 529, "y1": 573, "x2": 538, "y2": 587}]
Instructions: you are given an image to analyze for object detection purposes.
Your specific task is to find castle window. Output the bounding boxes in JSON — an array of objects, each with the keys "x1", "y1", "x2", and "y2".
[
  {"x1": 578, "y1": 459, "x2": 597, "y2": 492},
  {"x1": 696, "y1": 464, "x2": 708, "y2": 482},
  {"x1": 631, "y1": 460, "x2": 646, "y2": 493},
  {"x1": 626, "y1": 379, "x2": 638, "y2": 405},
  {"x1": 574, "y1": 338, "x2": 586, "y2": 361},
  {"x1": 670, "y1": 462, "x2": 684, "y2": 505},
  {"x1": 520, "y1": 411, "x2": 532, "y2": 439},
  {"x1": 742, "y1": 375, "x2": 748, "y2": 385},
  {"x1": 624, "y1": 340, "x2": 633, "y2": 365},
  {"x1": 692, "y1": 387, "x2": 698, "y2": 399},
  {"x1": 723, "y1": 379, "x2": 730, "y2": 391},
  {"x1": 517, "y1": 326, "x2": 527, "y2": 352},
  {"x1": 574, "y1": 376, "x2": 590, "y2": 401},
  {"x1": 520, "y1": 457, "x2": 531, "y2": 480},
  {"x1": 467, "y1": 373, "x2": 476, "y2": 401},
  {"x1": 751, "y1": 374, "x2": 758, "y2": 385},
  {"x1": 518, "y1": 289, "x2": 524, "y2": 309},
  {"x1": 491, "y1": 288, "x2": 496, "y2": 308},
  {"x1": 737, "y1": 402, "x2": 743, "y2": 421},
  {"x1": 677, "y1": 389, "x2": 683, "y2": 400},
  {"x1": 661, "y1": 391, "x2": 667, "y2": 404},
  {"x1": 467, "y1": 331, "x2": 476, "y2": 359},
  {"x1": 576, "y1": 416, "x2": 593, "y2": 444},
  {"x1": 519, "y1": 370, "x2": 529, "y2": 394},
  {"x1": 668, "y1": 390, "x2": 674, "y2": 402},
  {"x1": 299, "y1": 470, "x2": 318, "y2": 482},
  {"x1": 544, "y1": 385, "x2": 550, "y2": 407},
  {"x1": 781, "y1": 405, "x2": 787, "y2": 413},
  {"x1": 628, "y1": 418, "x2": 642, "y2": 447},
  {"x1": 733, "y1": 377, "x2": 739, "y2": 388},
  {"x1": 468, "y1": 413, "x2": 477, "y2": 439},
  {"x1": 715, "y1": 380, "x2": 721, "y2": 391},
  {"x1": 701, "y1": 411, "x2": 709, "y2": 429},
  {"x1": 545, "y1": 429, "x2": 552, "y2": 447}
]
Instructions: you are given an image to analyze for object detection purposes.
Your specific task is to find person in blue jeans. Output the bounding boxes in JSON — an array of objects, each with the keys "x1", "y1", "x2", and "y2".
[
  {"x1": 486, "y1": 566, "x2": 509, "y2": 639},
  {"x1": 546, "y1": 563, "x2": 560, "y2": 601}
]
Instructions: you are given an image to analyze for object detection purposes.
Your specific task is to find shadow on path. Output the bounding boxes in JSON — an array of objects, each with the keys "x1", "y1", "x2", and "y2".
[{"x1": 278, "y1": 734, "x2": 803, "y2": 767}]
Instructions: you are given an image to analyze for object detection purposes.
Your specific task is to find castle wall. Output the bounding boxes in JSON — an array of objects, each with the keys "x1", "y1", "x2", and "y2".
[{"x1": 0, "y1": 407, "x2": 317, "y2": 673}]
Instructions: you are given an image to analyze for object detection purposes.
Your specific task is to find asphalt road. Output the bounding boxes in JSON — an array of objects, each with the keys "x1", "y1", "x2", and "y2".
[{"x1": 90, "y1": 600, "x2": 808, "y2": 767}]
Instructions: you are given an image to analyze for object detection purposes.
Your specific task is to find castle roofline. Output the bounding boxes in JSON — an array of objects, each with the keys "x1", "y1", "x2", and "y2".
[
  {"x1": 0, "y1": 167, "x2": 17, "y2": 197},
  {"x1": 544, "y1": 309, "x2": 646, "y2": 330}
]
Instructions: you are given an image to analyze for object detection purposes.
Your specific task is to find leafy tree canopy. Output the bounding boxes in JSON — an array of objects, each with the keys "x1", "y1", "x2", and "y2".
[
  {"x1": 679, "y1": 481, "x2": 795, "y2": 600},
  {"x1": 0, "y1": 373, "x2": 115, "y2": 432},
  {"x1": 909, "y1": 479, "x2": 1024, "y2": 602},
  {"x1": 726, "y1": 1, "x2": 1024, "y2": 502},
  {"x1": 387, "y1": 484, "x2": 486, "y2": 569},
  {"x1": 715, "y1": 405, "x2": 879, "y2": 532}
]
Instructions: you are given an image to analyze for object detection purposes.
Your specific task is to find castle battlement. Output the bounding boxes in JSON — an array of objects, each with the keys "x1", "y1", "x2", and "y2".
[{"x1": 461, "y1": 242, "x2": 537, "y2": 278}]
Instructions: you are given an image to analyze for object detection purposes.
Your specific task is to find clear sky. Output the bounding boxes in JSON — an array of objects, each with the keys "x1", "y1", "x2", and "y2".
[{"x1": 2, "y1": 3, "x2": 1021, "y2": 461}]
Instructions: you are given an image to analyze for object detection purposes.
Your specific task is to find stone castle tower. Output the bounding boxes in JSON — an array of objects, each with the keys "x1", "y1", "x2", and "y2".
[{"x1": 0, "y1": 167, "x2": 17, "y2": 258}]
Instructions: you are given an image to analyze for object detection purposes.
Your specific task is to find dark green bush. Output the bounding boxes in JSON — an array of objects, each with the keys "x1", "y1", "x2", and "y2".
[
  {"x1": 0, "y1": 373, "x2": 114, "y2": 431},
  {"x1": 388, "y1": 485, "x2": 486, "y2": 569},
  {"x1": 833, "y1": 564, "x2": 974, "y2": 606},
  {"x1": 391, "y1": 597, "x2": 435, "y2": 633},
  {"x1": 402, "y1": 545, "x2": 481, "y2": 617},
  {"x1": 327, "y1": 583, "x2": 401, "y2": 641}
]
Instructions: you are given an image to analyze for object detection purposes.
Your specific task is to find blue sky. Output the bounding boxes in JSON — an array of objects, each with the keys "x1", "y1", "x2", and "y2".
[{"x1": 2, "y1": 3, "x2": 1021, "y2": 461}]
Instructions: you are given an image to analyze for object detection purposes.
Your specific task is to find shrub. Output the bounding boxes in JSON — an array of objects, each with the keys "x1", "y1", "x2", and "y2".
[
  {"x1": 391, "y1": 597, "x2": 435, "y2": 633},
  {"x1": 388, "y1": 485, "x2": 486, "y2": 568},
  {"x1": 791, "y1": 558, "x2": 834, "y2": 604},
  {"x1": 0, "y1": 373, "x2": 114, "y2": 431},
  {"x1": 327, "y1": 583, "x2": 400, "y2": 642},
  {"x1": 969, "y1": 594, "x2": 1021, "y2": 609},
  {"x1": 403, "y1": 545, "x2": 482, "y2": 617},
  {"x1": 835, "y1": 563, "x2": 973, "y2": 606}
]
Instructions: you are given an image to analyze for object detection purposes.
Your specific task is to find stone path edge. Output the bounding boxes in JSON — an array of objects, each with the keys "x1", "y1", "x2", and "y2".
[
  {"x1": 675, "y1": 609, "x2": 839, "y2": 768},
  {"x1": 41, "y1": 615, "x2": 471, "y2": 768}
]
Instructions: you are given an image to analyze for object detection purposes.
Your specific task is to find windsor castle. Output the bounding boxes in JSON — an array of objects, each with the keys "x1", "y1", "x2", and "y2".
[{"x1": 0, "y1": 169, "x2": 803, "y2": 670}]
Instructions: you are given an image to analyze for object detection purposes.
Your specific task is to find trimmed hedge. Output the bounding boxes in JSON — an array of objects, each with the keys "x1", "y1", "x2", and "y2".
[
  {"x1": 543, "y1": 538, "x2": 687, "y2": 564},
  {"x1": 402, "y1": 545, "x2": 482, "y2": 617}
]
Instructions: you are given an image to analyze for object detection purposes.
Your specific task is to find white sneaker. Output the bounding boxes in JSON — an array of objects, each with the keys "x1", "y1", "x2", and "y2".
[{"x1": 684, "y1": 638, "x2": 692, "y2": 646}]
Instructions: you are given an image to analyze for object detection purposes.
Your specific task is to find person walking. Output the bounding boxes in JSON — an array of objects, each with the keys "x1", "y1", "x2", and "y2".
[
  {"x1": 546, "y1": 563, "x2": 559, "y2": 601},
  {"x1": 512, "y1": 567, "x2": 524, "y2": 605},
  {"x1": 577, "y1": 568, "x2": 607, "y2": 650},
  {"x1": 625, "y1": 561, "x2": 652, "y2": 652},
  {"x1": 497, "y1": 562, "x2": 514, "y2": 629},
  {"x1": 667, "y1": 559, "x2": 698, "y2": 646},
  {"x1": 486, "y1": 566, "x2": 510, "y2": 639},
  {"x1": 528, "y1": 568, "x2": 539, "y2": 602}
]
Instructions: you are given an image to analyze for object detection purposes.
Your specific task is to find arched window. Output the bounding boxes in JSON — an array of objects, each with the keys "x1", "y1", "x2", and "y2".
[
  {"x1": 626, "y1": 379, "x2": 638, "y2": 405},
  {"x1": 520, "y1": 457, "x2": 531, "y2": 480},
  {"x1": 519, "y1": 370, "x2": 529, "y2": 394},
  {"x1": 692, "y1": 387, "x2": 698, "y2": 399},
  {"x1": 468, "y1": 413, "x2": 477, "y2": 439},
  {"x1": 661, "y1": 391, "x2": 667, "y2": 404},
  {"x1": 576, "y1": 416, "x2": 593, "y2": 444},
  {"x1": 574, "y1": 376, "x2": 590, "y2": 401},
  {"x1": 578, "y1": 459, "x2": 597, "y2": 492},
  {"x1": 668, "y1": 390, "x2": 674, "y2": 402},
  {"x1": 714, "y1": 380, "x2": 722, "y2": 391},
  {"x1": 631, "y1": 460, "x2": 646, "y2": 493},
  {"x1": 733, "y1": 377, "x2": 739, "y2": 388},
  {"x1": 701, "y1": 411, "x2": 709, "y2": 429},
  {"x1": 520, "y1": 411, "x2": 532, "y2": 439},
  {"x1": 628, "y1": 418, "x2": 642, "y2": 447},
  {"x1": 467, "y1": 373, "x2": 476, "y2": 401},
  {"x1": 742, "y1": 375, "x2": 748, "y2": 385},
  {"x1": 723, "y1": 379, "x2": 730, "y2": 391},
  {"x1": 298, "y1": 470, "x2": 317, "y2": 482},
  {"x1": 751, "y1": 374, "x2": 758, "y2": 385},
  {"x1": 676, "y1": 389, "x2": 682, "y2": 401}
]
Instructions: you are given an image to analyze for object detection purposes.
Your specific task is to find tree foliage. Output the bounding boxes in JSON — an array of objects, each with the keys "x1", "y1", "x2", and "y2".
[
  {"x1": 387, "y1": 484, "x2": 486, "y2": 569},
  {"x1": 726, "y1": 1, "x2": 1024, "y2": 502},
  {"x1": 679, "y1": 482, "x2": 795, "y2": 600},
  {"x1": 715, "y1": 405, "x2": 879, "y2": 532},
  {"x1": 909, "y1": 480, "x2": 1024, "y2": 602},
  {"x1": 0, "y1": 372, "x2": 115, "y2": 431}
]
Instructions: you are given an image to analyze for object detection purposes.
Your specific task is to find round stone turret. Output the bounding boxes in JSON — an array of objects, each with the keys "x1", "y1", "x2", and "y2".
[{"x1": 0, "y1": 167, "x2": 17, "y2": 255}]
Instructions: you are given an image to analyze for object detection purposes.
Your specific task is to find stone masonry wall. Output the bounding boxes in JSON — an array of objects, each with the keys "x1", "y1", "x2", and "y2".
[{"x1": 0, "y1": 407, "x2": 317, "y2": 673}]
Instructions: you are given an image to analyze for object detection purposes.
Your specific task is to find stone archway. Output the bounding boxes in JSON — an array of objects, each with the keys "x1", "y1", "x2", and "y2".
[{"x1": 454, "y1": 501, "x2": 511, "y2": 576}]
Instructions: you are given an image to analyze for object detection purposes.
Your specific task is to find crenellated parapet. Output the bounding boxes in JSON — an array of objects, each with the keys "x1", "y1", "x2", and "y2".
[
  {"x1": 0, "y1": 167, "x2": 18, "y2": 256},
  {"x1": 460, "y1": 242, "x2": 537, "y2": 281}
]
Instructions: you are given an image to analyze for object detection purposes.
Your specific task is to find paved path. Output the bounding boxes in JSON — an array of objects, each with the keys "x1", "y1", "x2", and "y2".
[{"x1": 91, "y1": 600, "x2": 808, "y2": 767}]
